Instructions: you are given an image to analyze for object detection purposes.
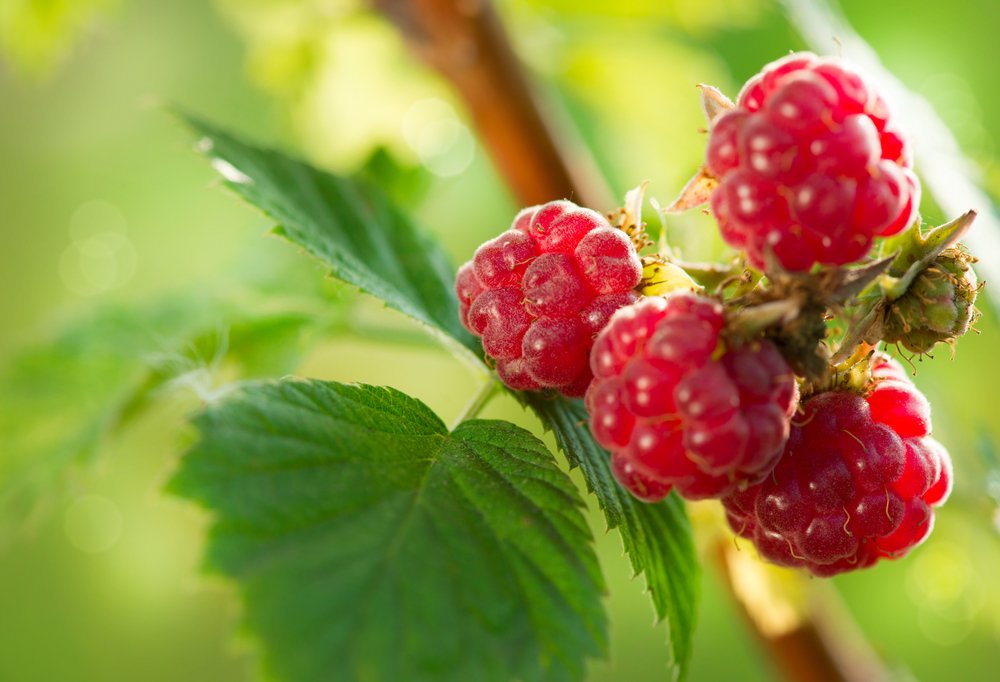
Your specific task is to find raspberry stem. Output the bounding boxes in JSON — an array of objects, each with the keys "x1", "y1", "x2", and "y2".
[
  {"x1": 672, "y1": 259, "x2": 746, "y2": 291},
  {"x1": 830, "y1": 300, "x2": 882, "y2": 365},
  {"x1": 450, "y1": 378, "x2": 501, "y2": 430},
  {"x1": 728, "y1": 297, "x2": 803, "y2": 338},
  {"x1": 729, "y1": 268, "x2": 764, "y2": 299}
]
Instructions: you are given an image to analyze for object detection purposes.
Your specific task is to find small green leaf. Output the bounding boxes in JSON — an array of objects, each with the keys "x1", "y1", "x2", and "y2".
[
  {"x1": 169, "y1": 380, "x2": 607, "y2": 682},
  {"x1": 526, "y1": 395, "x2": 699, "y2": 681},
  {"x1": 180, "y1": 114, "x2": 481, "y2": 366}
]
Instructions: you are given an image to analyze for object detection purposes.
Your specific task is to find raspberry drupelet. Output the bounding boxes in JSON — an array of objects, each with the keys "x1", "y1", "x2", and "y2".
[
  {"x1": 706, "y1": 52, "x2": 920, "y2": 271},
  {"x1": 585, "y1": 292, "x2": 798, "y2": 501},
  {"x1": 722, "y1": 354, "x2": 952, "y2": 576},
  {"x1": 456, "y1": 199, "x2": 642, "y2": 397}
]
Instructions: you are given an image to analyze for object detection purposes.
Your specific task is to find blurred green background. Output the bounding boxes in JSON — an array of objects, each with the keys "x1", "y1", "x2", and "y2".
[{"x1": 2, "y1": 0, "x2": 1000, "y2": 680}]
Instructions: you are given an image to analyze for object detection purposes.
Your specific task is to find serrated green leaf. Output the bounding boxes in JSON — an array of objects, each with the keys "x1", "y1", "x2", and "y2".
[
  {"x1": 180, "y1": 113, "x2": 481, "y2": 366},
  {"x1": 178, "y1": 118, "x2": 698, "y2": 676},
  {"x1": 169, "y1": 380, "x2": 607, "y2": 682},
  {"x1": 526, "y1": 395, "x2": 699, "y2": 681}
]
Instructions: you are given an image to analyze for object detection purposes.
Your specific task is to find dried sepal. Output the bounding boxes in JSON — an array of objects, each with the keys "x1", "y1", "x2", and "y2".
[
  {"x1": 697, "y1": 83, "x2": 735, "y2": 126},
  {"x1": 663, "y1": 166, "x2": 718, "y2": 214}
]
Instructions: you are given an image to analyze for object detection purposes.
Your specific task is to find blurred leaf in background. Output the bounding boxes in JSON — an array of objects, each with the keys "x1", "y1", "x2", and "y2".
[
  {"x1": 0, "y1": 0, "x2": 122, "y2": 80},
  {"x1": 0, "y1": 265, "x2": 342, "y2": 541},
  {"x1": 214, "y1": 0, "x2": 471, "y2": 174},
  {"x1": 517, "y1": 0, "x2": 761, "y2": 30}
]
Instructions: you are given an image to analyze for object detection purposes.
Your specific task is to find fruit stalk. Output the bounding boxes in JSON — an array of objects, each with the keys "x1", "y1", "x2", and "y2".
[{"x1": 451, "y1": 378, "x2": 500, "y2": 429}]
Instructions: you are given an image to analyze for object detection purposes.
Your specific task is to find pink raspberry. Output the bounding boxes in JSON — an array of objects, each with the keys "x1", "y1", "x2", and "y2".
[
  {"x1": 456, "y1": 200, "x2": 642, "y2": 396},
  {"x1": 722, "y1": 354, "x2": 952, "y2": 576},
  {"x1": 706, "y1": 52, "x2": 920, "y2": 271},
  {"x1": 585, "y1": 293, "x2": 798, "y2": 501},
  {"x1": 609, "y1": 451, "x2": 675, "y2": 504}
]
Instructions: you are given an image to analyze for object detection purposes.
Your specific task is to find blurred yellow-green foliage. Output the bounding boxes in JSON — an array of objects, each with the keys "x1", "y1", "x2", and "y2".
[{"x1": 2, "y1": 0, "x2": 1000, "y2": 680}]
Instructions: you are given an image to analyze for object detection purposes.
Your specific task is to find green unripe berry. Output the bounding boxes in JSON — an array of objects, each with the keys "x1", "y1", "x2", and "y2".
[{"x1": 883, "y1": 248, "x2": 979, "y2": 353}]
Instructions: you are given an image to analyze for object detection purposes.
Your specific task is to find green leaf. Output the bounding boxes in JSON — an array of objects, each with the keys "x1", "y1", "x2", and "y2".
[
  {"x1": 0, "y1": 295, "x2": 212, "y2": 530},
  {"x1": 358, "y1": 146, "x2": 432, "y2": 207},
  {"x1": 177, "y1": 118, "x2": 699, "y2": 676},
  {"x1": 0, "y1": 284, "x2": 330, "y2": 538},
  {"x1": 169, "y1": 380, "x2": 607, "y2": 682},
  {"x1": 526, "y1": 395, "x2": 699, "y2": 681},
  {"x1": 180, "y1": 113, "x2": 482, "y2": 366}
]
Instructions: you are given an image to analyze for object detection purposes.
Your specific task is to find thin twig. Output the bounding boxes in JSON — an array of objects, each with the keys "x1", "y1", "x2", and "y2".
[
  {"x1": 450, "y1": 378, "x2": 499, "y2": 430},
  {"x1": 830, "y1": 300, "x2": 882, "y2": 365}
]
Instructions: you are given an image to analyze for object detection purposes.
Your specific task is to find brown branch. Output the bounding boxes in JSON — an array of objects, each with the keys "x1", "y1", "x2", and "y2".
[
  {"x1": 372, "y1": 3, "x2": 890, "y2": 681},
  {"x1": 715, "y1": 538, "x2": 888, "y2": 682},
  {"x1": 370, "y1": 0, "x2": 608, "y2": 209}
]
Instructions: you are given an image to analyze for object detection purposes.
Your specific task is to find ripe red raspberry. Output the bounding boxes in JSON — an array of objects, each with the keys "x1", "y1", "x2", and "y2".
[
  {"x1": 456, "y1": 200, "x2": 642, "y2": 396},
  {"x1": 585, "y1": 292, "x2": 798, "y2": 501},
  {"x1": 723, "y1": 354, "x2": 952, "y2": 576},
  {"x1": 707, "y1": 52, "x2": 920, "y2": 271}
]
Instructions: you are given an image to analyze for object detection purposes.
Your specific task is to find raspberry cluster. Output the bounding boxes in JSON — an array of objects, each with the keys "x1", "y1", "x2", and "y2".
[
  {"x1": 456, "y1": 200, "x2": 642, "y2": 396},
  {"x1": 722, "y1": 355, "x2": 952, "y2": 576},
  {"x1": 453, "y1": 51, "x2": 968, "y2": 577},
  {"x1": 706, "y1": 52, "x2": 920, "y2": 271},
  {"x1": 585, "y1": 293, "x2": 797, "y2": 500}
]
